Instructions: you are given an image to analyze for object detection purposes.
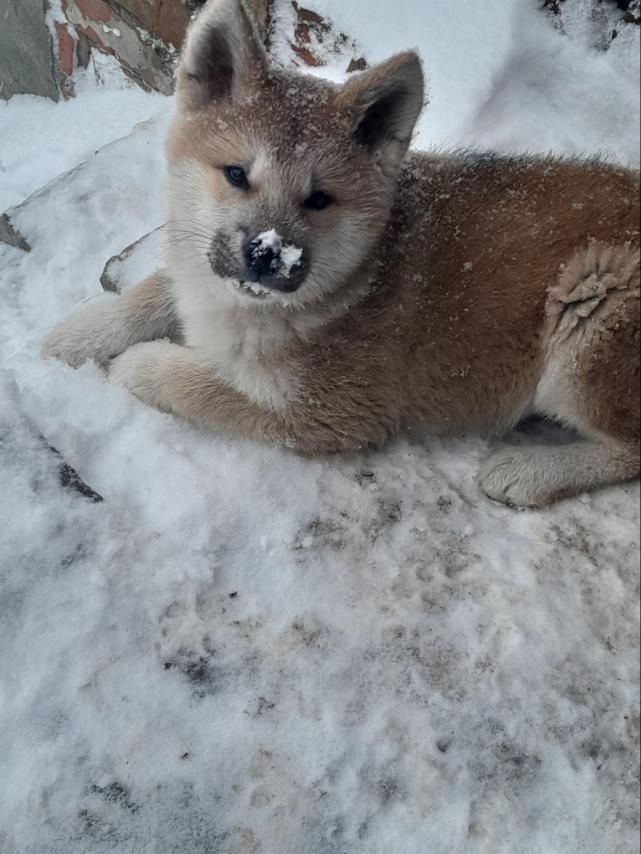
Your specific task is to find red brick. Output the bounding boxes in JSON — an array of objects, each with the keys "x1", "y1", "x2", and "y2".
[
  {"x1": 74, "y1": 0, "x2": 112, "y2": 25},
  {"x1": 54, "y1": 21, "x2": 75, "y2": 77},
  {"x1": 114, "y1": 0, "x2": 190, "y2": 48}
]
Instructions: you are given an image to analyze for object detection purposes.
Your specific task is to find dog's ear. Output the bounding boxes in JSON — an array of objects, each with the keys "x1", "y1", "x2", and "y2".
[
  {"x1": 338, "y1": 52, "x2": 425, "y2": 177},
  {"x1": 176, "y1": 0, "x2": 267, "y2": 110}
]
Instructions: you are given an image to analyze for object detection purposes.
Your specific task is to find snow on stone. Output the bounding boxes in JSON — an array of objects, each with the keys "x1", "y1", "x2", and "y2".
[{"x1": 0, "y1": 3, "x2": 639, "y2": 853}]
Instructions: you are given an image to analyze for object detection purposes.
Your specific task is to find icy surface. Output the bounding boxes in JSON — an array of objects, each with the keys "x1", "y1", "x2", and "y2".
[{"x1": 0, "y1": 3, "x2": 639, "y2": 853}]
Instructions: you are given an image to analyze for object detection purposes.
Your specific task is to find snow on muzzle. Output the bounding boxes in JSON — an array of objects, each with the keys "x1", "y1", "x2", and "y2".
[{"x1": 240, "y1": 229, "x2": 308, "y2": 294}]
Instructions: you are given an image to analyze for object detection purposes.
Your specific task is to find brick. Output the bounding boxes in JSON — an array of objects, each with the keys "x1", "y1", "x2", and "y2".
[
  {"x1": 56, "y1": 0, "x2": 272, "y2": 96},
  {"x1": 72, "y1": 0, "x2": 113, "y2": 24},
  {"x1": 109, "y1": 0, "x2": 191, "y2": 47},
  {"x1": 63, "y1": 0, "x2": 178, "y2": 93},
  {"x1": 54, "y1": 22, "x2": 76, "y2": 78}
]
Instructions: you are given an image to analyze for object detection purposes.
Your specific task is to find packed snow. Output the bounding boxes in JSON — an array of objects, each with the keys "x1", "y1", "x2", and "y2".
[{"x1": 0, "y1": 2, "x2": 639, "y2": 853}]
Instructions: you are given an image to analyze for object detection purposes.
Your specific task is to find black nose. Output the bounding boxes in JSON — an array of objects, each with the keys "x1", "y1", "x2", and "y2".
[{"x1": 243, "y1": 238, "x2": 278, "y2": 283}]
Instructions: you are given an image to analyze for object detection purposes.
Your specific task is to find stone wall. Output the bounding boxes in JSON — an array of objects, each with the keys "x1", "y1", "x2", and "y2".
[
  {"x1": 59, "y1": 0, "x2": 183, "y2": 94},
  {"x1": 0, "y1": 0, "x2": 60, "y2": 100},
  {"x1": 56, "y1": 0, "x2": 271, "y2": 94},
  {"x1": 0, "y1": 0, "x2": 271, "y2": 101}
]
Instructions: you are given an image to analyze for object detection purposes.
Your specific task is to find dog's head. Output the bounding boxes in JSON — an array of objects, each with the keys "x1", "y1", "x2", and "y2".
[{"x1": 168, "y1": 0, "x2": 425, "y2": 310}]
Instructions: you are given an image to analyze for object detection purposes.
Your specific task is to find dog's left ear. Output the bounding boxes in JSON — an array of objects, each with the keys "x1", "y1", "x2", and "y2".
[
  {"x1": 338, "y1": 52, "x2": 426, "y2": 177},
  {"x1": 176, "y1": 0, "x2": 267, "y2": 111}
]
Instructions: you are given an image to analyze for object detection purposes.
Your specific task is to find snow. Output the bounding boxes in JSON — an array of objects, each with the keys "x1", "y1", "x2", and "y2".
[
  {"x1": 101, "y1": 226, "x2": 166, "y2": 293},
  {"x1": 280, "y1": 244, "x2": 304, "y2": 276},
  {"x1": 253, "y1": 229, "x2": 304, "y2": 278},
  {"x1": 254, "y1": 228, "x2": 282, "y2": 251},
  {"x1": 272, "y1": 0, "x2": 640, "y2": 165},
  {"x1": 0, "y1": 54, "x2": 164, "y2": 211},
  {"x1": 0, "y1": 5, "x2": 639, "y2": 854}
]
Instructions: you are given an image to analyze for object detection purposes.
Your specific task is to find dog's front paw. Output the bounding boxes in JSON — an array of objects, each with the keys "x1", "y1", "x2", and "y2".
[
  {"x1": 42, "y1": 321, "x2": 99, "y2": 369},
  {"x1": 479, "y1": 448, "x2": 552, "y2": 508},
  {"x1": 109, "y1": 341, "x2": 175, "y2": 410},
  {"x1": 42, "y1": 302, "x2": 118, "y2": 368}
]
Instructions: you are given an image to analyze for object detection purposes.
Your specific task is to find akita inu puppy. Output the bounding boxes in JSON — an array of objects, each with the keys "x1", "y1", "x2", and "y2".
[{"x1": 43, "y1": 0, "x2": 640, "y2": 507}]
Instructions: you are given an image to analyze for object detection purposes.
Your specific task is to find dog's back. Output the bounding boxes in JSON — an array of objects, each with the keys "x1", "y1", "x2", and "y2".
[{"x1": 345, "y1": 152, "x2": 640, "y2": 435}]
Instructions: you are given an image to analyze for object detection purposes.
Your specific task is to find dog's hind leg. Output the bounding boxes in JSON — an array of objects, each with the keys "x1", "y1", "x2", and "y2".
[
  {"x1": 479, "y1": 440, "x2": 639, "y2": 508},
  {"x1": 480, "y1": 243, "x2": 640, "y2": 507},
  {"x1": 42, "y1": 271, "x2": 179, "y2": 368}
]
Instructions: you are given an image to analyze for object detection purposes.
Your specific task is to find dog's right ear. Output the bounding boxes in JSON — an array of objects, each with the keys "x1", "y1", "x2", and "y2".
[
  {"x1": 338, "y1": 52, "x2": 425, "y2": 178},
  {"x1": 176, "y1": 0, "x2": 267, "y2": 111}
]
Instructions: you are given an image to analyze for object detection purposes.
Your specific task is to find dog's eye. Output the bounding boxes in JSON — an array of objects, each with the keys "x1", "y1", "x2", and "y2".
[
  {"x1": 223, "y1": 165, "x2": 249, "y2": 189},
  {"x1": 304, "y1": 191, "x2": 332, "y2": 211}
]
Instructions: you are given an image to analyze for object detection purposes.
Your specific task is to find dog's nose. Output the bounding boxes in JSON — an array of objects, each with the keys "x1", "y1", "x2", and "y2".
[{"x1": 242, "y1": 238, "x2": 279, "y2": 283}]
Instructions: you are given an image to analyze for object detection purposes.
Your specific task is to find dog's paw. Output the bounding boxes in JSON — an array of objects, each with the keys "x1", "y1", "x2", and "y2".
[
  {"x1": 42, "y1": 321, "x2": 98, "y2": 369},
  {"x1": 42, "y1": 302, "x2": 118, "y2": 368},
  {"x1": 109, "y1": 341, "x2": 174, "y2": 409},
  {"x1": 479, "y1": 448, "x2": 552, "y2": 508}
]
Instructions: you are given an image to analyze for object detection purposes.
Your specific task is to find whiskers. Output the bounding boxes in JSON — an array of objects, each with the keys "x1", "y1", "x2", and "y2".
[
  {"x1": 166, "y1": 220, "x2": 213, "y2": 270},
  {"x1": 167, "y1": 219, "x2": 212, "y2": 248}
]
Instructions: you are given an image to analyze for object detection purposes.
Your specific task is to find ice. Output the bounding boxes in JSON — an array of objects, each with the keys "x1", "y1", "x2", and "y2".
[{"x1": 0, "y1": 3, "x2": 639, "y2": 853}]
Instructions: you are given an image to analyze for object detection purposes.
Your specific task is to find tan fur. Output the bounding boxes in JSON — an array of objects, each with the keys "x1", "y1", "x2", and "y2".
[{"x1": 43, "y1": 0, "x2": 640, "y2": 507}]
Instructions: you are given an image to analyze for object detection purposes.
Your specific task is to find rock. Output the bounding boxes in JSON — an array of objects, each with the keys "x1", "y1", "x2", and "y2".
[
  {"x1": 541, "y1": 0, "x2": 564, "y2": 14},
  {"x1": 100, "y1": 227, "x2": 166, "y2": 293},
  {"x1": 347, "y1": 56, "x2": 368, "y2": 73},
  {"x1": 614, "y1": 0, "x2": 640, "y2": 20},
  {"x1": 0, "y1": 215, "x2": 32, "y2": 253},
  {"x1": 52, "y1": 446, "x2": 104, "y2": 502},
  {"x1": 621, "y1": 0, "x2": 641, "y2": 24},
  {"x1": 289, "y1": 1, "x2": 367, "y2": 72},
  {"x1": 103, "y1": 0, "x2": 192, "y2": 48},
  {"x1": 14, "y1": 411, "x2": 104, "y2": 503},
  {"x1": 0, "y1": 0, "x2": 284, "y2": 102},
  {"x1": 60, "y1": 0, "x2": 179, "y2": 94},
  {"x1": 0, "y1": 0, "x2": 60, "y2": 101},
  {"x1": 542, "y1": 0, "x2": 640, "y2": 44},
  {"x1": 2, "y1": 114, "x2": 168, "y2": 272}
]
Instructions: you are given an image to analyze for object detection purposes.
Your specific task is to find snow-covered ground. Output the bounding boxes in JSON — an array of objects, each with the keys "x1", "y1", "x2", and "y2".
[
  {"x1": 0, "y1": 2, "x2": 639, "y2": 853},
  {"x1": 0, "y1": 54, "x2": 163, "y2": 212}
]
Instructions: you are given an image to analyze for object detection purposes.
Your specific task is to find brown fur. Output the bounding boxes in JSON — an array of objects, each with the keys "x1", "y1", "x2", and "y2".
[{"x1": 115, "y1": 155, "x2": 640, "y2": 447}]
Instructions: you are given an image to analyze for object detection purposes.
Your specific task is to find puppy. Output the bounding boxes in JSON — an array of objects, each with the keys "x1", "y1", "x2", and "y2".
[{"x1": 43, "y1": 0, "x2": 640, "y2": 507}]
